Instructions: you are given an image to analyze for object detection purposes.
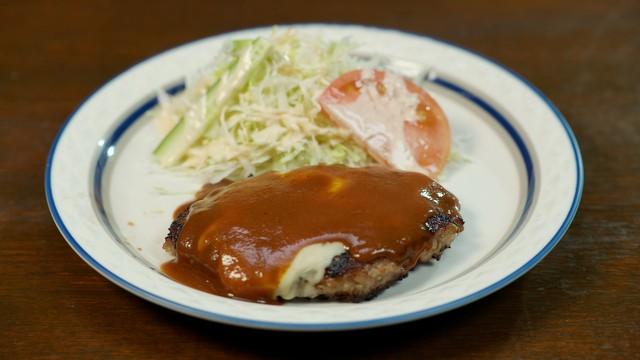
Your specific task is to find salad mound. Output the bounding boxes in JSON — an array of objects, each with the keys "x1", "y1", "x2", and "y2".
[{"x1": 152, "y1": 30, "x2": 373, "y2": 182}]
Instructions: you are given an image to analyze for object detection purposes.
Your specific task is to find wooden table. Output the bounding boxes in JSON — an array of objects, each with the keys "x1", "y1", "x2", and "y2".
[{"x1": 2, "y1": 0, "x2": 638, "y2": 358}]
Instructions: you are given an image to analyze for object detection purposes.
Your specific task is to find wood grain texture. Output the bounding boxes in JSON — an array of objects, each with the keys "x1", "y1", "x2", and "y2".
[{"x1": 1, "y1": 0, "x2": 638, "y2": 358}]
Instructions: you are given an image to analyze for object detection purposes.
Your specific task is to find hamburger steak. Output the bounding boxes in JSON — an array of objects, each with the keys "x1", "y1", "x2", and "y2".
[{"x1": 162, "y1": 165, "x2": 464, "y2": 303}]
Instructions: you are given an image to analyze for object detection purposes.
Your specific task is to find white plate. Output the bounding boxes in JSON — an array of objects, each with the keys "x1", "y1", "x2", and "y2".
[{"x1": 45, "y1": 24, "x2": 583, "y2": 331}]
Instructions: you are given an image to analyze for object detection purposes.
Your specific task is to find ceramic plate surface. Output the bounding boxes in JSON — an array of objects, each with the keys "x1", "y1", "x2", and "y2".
[{"x1": 46, "y1": 24, "x2": 583, "y2": 331}]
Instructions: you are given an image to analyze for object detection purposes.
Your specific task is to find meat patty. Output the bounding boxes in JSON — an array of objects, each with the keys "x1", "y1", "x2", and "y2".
[
  {"x1": 316, "y1": 215, "x2": 462, "y2": 301},
  {"x1": 162, "y1": 165, "x2": 464, "y2": 303},
  {"x1": 165, "y1": 206, "x2": 463, "y2": 302}
]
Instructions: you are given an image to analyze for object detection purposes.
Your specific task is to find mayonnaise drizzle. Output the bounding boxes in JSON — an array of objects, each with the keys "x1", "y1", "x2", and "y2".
[{"x1": 322, "y1": 70, "x2": 424, "y2": 173}]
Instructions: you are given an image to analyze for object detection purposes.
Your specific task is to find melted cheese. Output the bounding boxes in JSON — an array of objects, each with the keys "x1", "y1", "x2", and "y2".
[{"x1": 274, "y1": 242, "x2": 346, "y2": 300}]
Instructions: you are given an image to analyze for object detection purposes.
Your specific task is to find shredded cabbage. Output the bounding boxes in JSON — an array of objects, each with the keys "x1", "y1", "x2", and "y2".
[{"x1": 152, "y1": 30, "x2": 373, "y2": 181}]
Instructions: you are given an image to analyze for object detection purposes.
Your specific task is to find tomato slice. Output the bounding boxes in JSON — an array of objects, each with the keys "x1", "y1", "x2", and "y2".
[{"x1": 319, "y1": 69, "x2": 451, "y2": 177}]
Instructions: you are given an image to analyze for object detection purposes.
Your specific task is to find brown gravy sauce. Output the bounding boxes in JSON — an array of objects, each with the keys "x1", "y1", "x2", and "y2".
[{"x1": 161, "y1": 165, "x2": 460, "y2": 304}]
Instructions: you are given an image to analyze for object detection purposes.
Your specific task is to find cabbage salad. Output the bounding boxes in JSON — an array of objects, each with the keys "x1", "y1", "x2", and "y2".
[{"x1": 151, "y1": 30, "x2": 373, "y2": 182}]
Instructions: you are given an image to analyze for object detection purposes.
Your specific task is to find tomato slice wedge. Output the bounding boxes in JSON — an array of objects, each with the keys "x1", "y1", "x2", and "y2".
[{"x1": 319, "y1": 69, "x2": 451, "y2": 177}]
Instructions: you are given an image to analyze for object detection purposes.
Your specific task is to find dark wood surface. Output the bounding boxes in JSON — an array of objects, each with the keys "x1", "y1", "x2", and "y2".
[{"x1": 2, "y1": 0, "x2": 638, "y2": 358}]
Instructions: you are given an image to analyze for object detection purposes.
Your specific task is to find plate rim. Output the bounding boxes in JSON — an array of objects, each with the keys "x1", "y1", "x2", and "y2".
[{"x1": 45, "y1": 23, "x2": 584, "y2": 331}]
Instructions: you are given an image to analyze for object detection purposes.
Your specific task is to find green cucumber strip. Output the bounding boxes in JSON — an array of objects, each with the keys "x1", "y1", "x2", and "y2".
[{"x1": 153, "y1": 38, "x2": 271, "y2": 166}]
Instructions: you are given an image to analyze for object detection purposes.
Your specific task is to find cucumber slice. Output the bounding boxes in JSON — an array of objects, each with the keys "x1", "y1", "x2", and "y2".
[{"x1": 153, "y1": 38, "x2": 271, "y2": 166}]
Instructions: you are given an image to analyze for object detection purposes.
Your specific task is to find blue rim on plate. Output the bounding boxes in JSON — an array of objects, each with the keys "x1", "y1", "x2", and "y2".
[{"x1": 45, "y1": 24, "x2": 584, "y2": 331}]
